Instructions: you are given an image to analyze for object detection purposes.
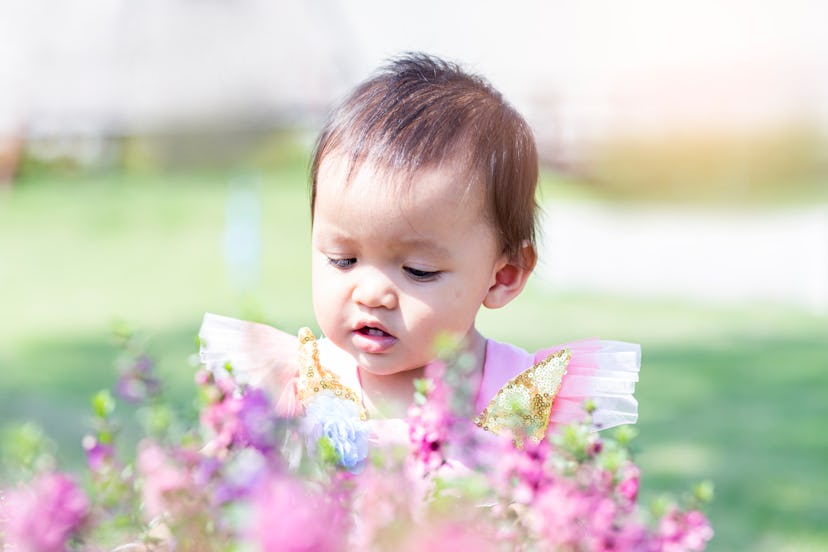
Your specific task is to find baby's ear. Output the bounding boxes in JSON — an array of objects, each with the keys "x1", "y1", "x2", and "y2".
[{"x1": 483, "y1": 241, "x2": 537, "y2": 309}]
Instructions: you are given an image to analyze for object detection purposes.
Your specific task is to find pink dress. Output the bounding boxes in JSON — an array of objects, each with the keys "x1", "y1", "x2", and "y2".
[{"x1": 198, "y1": 313, "x2": 639, "y2": 444}]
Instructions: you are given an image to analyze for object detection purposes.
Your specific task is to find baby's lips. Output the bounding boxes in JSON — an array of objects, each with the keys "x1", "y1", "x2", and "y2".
[
  {"x1": 351, "y1": 326, "x2": 398, "y2": 354},
  {"x1": 353, "y1": 319, "x2": 394, "y2": 338}
]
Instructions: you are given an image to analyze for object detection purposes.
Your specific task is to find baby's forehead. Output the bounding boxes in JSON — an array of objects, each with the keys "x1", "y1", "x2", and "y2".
[
  {"x1": 316, "y1": 150, "x2": 482, "y2": 200},
  {"x1": 315, "y1": 152, "x2": 492, "y2": 228}
]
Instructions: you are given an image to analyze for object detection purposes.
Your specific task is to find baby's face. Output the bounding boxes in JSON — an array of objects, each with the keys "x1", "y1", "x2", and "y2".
[{"x1": 311, "y1": 153, "x2": 507, "y2": 376}]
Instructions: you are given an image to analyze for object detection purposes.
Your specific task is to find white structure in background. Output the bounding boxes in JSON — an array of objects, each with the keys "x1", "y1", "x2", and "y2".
[
  {"x1": 0, "y1": 0, "x2": 359, "y2": 138},
  {"x1": 224, "y1": 174, "x2": 262, "y2": 294},
  {"x1": 1, "y1": 0, "x2": 827, "y2": 142},
  {"x1": 538, "y1": 203, "x2": 828, "y2": 314}
]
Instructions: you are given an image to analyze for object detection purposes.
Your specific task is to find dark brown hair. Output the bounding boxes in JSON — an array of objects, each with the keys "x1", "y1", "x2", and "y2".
[{"x1": 310, "y1": 52, "x2": 538, "y2": 259}]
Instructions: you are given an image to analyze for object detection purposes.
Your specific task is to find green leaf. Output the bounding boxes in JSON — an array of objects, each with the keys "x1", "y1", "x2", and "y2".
[
  {"x1": 613, "y1": 424, "x2": 638, "y2": 447},
  {"x1": 317, "y1": 436, "x2": 340, "y2": 466},
  {"x1": 142, "y1": 404, "x2": 174, "y2": 437},
  {"x1": 0, "y1": 422, "x2": 56, "y2": 475},
  {"x1": 693, "y1": 480, "x2": 715, "y2": 504},
  {"x1": 413, "y1": 378, "x2": 431, "y2": 396},
  {"x1": 92, "y1": 390, "x2": 116, "y2": 418},
  {"x1": 431, "y1": 332, "x2": 463, "y2": 358}
]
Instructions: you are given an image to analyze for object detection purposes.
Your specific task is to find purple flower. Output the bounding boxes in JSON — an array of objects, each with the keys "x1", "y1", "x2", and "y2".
[
  {"x1": 2, "y1": 472, "x2": 90, "y2": 552},
  {"x1": 213, "y1": 448, "x2": 268, "y2": 505},
  {"x1": 193, "y1": 456, "x2": 222, "y2": 487},
  {"x1": 201, "y1": 387, "x2": 281, "y2": 456},
  {"x1": 235, "y1": 388, "x2": 280, "y2": 454},
  {"x1": 116, "y1": 354, "x2": 160, "y2": 404},
  {"x1": 304, "y1": 392, "x2": 368, "y2": 472},
  {"x1": 82, "y1": 435, "x2": 115, "y2": 473}
]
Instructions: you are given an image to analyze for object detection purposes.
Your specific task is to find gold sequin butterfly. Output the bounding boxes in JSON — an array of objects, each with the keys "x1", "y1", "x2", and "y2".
[{"x1": 474, "y1": 348, "x2": 570, "y2": 445}]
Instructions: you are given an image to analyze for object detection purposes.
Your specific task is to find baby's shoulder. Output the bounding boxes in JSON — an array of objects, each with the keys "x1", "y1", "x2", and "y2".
[
  {"x1": 477, "y1": 337, "x2": 641, "y2": 440},
  {"x1": 198, "y1": 312, "x2": 299, "y2": 388},
  {"x1": 198, "y1": 313, "x2": 361, "y2": 416}
]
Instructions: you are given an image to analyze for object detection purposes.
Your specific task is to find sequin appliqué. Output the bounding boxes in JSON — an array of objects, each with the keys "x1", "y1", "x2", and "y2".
[
  {"x1": 295, "y1": 328, "x2": 368, "y2": 421},
  {"x1": 474, "y1": 348, "x2": 570, "y2": 444}
]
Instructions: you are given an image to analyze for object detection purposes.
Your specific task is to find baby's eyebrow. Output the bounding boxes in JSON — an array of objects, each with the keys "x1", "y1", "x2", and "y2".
[
  {"x1": 313, "y1": 226, "x2": 355, "y2": 244},
  {"x1": 398, "y1": 238, "x2": 451, "y2": 258}
]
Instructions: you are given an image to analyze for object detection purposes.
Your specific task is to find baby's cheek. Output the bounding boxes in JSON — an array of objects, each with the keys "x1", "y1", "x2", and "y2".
[
  {"x1": 316, "y1": 288, "x2": 340, "y2": 317},
  {"x1": 316, "y1": 315, "x2": 343, "y2": 348},
  {"x1": 311, "y1": 285, "x2": 339, "y2": 332}
]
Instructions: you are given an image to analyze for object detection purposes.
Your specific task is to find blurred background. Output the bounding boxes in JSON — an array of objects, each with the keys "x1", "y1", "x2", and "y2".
[{"x1": 1, "y1": 1, "x2": 826, "y2": 550}]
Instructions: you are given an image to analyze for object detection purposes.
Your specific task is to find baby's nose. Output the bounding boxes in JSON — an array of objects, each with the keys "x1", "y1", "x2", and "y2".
[{"x1": 351, "y1": 270, "x2": 397, "y2": 309}]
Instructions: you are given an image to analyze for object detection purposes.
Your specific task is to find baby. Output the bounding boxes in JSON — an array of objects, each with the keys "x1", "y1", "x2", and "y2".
[{"x1": 201, "y1": 53, "x2": 638, "y2": 443}]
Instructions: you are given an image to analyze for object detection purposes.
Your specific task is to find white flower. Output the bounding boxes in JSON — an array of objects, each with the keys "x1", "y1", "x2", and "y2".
[{"x1": 304, "y1": 391, "x2": 369, "y2": 472}]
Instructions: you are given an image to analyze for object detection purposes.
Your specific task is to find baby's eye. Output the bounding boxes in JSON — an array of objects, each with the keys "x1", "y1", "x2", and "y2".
[
  {"x1": 404, "y1": 266, "x2": 441, "y2": 281},
  {"x1": 328, "y1": 257, "x2": 356, "y2": 270}
]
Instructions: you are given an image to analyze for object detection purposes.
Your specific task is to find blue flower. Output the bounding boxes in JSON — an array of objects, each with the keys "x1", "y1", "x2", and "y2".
[{"x1": 304, "y1": 392, "x2": 369, "y2": 472}]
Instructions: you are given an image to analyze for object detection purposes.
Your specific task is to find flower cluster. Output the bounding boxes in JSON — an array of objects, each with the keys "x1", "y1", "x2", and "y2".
[
  {"x1": 1, "y1": 472, "x2": 89, "y2": 552},
  {"x1": 113, "y1": 322, "x2": 161, "y2": 404},
  {"x1": 198, "y1": 370, "x2": 282, "y2": 456},
  {"x1": 0, "y1": 331, "x2": 713, "y2": 552},
  {"x1": 489, "y1": 427, "x2": 650, "y2": 549},
  {"x1": 407, "y1": 375, "x2": 450, "y2": 471}
]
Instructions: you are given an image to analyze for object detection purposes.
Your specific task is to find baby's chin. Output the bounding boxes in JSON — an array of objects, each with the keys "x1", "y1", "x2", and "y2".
[
  {"x1": 322, "y1": 333, "x2": 426, "y2": 376},
  {"x1": 350, "y1": 350, "x2": 428, "y2": 378}
]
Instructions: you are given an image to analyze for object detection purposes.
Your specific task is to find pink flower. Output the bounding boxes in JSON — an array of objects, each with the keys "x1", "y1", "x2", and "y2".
[
  {"x1": 200, "y1": 395, "x2": 240, "y2": 453},
  {"x1": 590, "y1": 497, "x2": 618, "y2": 535},
  {"x1": 407, "y1": 403, "x2": 448, "y2": 471},
  {"x1": 617, "y1": 463, "x2": 641, "y2": 503},
  {"x1": 250, "y1": 472, "x2": 343, "y2": 552},
  {"x1": 348, "y1": 459, "x2": 438, "y2": 549},
  {"x1": 136, "y1": 440, "x2": 190, "y2": 519},
  {"x1": 400, "y1": 521, "x2": 498, "y2": 552},
  {"x1": 531, "y1": 474, "x2": 646, "y2": 551},
  {"x1": 656, "y1": 507, "x2": 714, "y2": 552},
  {"x1": 2, "y1": 472, "x2": 90, "y2": 552},
  {"x1": 614, "y1": 520, "x2": 648, "y2": 551},
  {"x1": 533, "y1": 480, "x2": 589, "y2": 546},
  {"x1": 407, "y1": 376, "x2": 451, "y2": 472},
  {"x1": 491, "y1": 435, "x2": 551, "y2": 501},
  {"x1": 194, "y1": 368, "x2": 211, "y2": 386}
]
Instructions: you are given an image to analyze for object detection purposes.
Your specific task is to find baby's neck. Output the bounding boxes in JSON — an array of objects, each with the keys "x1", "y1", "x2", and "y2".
[
  {"x1": 357, "y1": 364, "x2": 425, "y2": 419},
  {"x1": 358, "y1": 329, "x2": 487, "y2": 418}
]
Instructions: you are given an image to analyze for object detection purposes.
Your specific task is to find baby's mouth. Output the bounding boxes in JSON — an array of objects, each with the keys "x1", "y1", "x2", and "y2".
[
  {"x1": 352, "y1": 324, "x2": 398, "y2": 354},
  {"x1": 357, "y1": 325, "x2": 393, "y2": 338}
]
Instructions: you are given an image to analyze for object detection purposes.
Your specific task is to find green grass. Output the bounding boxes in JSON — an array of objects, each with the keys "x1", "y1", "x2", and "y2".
[{"x1": 2, "y1": 164, "x2": 827, "y2": 551}]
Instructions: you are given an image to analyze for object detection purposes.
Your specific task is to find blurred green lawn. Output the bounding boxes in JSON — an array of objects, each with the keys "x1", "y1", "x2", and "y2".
[{"x1": 1, "y1": 163, "x2": 826, "y2": 551}]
